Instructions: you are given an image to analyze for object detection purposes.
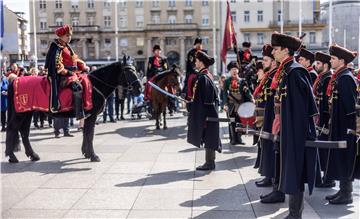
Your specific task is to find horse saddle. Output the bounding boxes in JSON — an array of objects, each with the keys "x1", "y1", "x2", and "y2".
[{"x1": 13, "y1": 75, "x2": 93, "y2": 113}]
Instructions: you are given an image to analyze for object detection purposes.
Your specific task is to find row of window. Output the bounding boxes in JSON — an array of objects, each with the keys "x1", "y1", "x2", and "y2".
[
  {"x1": 39, "y1": 0, "x2": 209, "y2": 10},
  {"x1": 231, "y1": 10, "x2": 264, "y2": 23},
  {"x1": 242, "y1": 32, "x2": 316, "y2": 45},
  {"x1": 230, "y1": 0, "x2": 264, "y2": 3}
]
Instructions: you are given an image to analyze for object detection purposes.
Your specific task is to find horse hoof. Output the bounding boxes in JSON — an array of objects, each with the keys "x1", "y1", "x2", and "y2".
[
  {"x1": 29, "y1": 153, "x2": 40, "y2": 161},
  {"x1": 164, "y1": 126, "x2": 168, "y2": 130},
  {"x1": 84, "y1": 153, "x2": 91, "y2": 159},
  {"x1": 90, "y1": 155, "x2": 101, "y2": 162},
  {"x1": 8, "y1": 154, "x2": 19, "y2": 163}
]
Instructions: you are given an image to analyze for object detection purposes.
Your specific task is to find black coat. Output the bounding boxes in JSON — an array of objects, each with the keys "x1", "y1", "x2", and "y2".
[
  {"x1": 278, "y1": 60, "x2": 318, "y2": 195},
  {"x1": 325, "y1": 69, "x2": 359, "y2": 181},
  {"x1": 187, "y1": 69, "x2": 221, "y2": 152},
  {"x1": 182, "y1": 48, "x2": 207, "y2": 95},
  {"x1": 45, "y1": 41, "x2": 62, "y2": 112},
  {"x1": 258, "y1": 68, "x2": 277, "y2": 178},
  {"x1": 146, "y1": 56, "x2": 168, "y2": 79},
  {"x1": 314, "y1": 71, "x2": 331, "y2": 170}
]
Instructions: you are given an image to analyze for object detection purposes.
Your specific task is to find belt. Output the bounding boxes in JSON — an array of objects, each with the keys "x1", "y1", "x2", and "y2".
[{"x1": 64, "y1": 66, "x2": 78, "y2": 71}]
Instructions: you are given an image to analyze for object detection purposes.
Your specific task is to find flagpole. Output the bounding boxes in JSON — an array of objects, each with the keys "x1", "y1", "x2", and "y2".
[
  {"x1": 114, "y1": 0, "x2": 119, "y2": 61},
  {"x1": 280, "y1": 0, "x2": 284, "y2": 34},
  {"x1": 329, "y1": 0, "x2": 333, "y2": 45},
  {"x1": 358, "y1": 16, "x2": 360, "y2": 68},
  {"x1": 32, "y1": 0, "x2": 38, "y2": 69},
  {"x1": 212, "y1": 0, "x2": 217, "y2": 74},
  {"x1": 299, "y1": 0, "x2": 302, "y2": 37},
  {"x1": 343, "y1": 29, "x2": 346, "y2": 48}
]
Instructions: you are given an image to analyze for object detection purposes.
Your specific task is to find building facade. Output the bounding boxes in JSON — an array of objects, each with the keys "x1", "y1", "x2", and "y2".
[
  {"x1": 1, "y1": 6, "x2": 29, "y2": 65},
  {"x1": 321, "y1": 0, "x2": 360, "y2": 66},
  {"x1": 220, "y1": 0, "x2": 326, "y2": 65},
  {"x1": 29, "y1": 0, "x2": 221, "y2": 73}
]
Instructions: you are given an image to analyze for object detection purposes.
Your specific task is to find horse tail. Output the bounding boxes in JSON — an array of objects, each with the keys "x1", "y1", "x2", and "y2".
[{"x1": 5, "y1": 82, "x2": 20, "y2": 152}]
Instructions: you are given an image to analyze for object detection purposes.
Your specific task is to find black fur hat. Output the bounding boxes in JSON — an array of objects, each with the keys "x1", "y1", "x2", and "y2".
[
  {"x1": 196, "y1": 50, "x2": 215, "y2": 67},
  {"x1": 315, "y1": 52, "x2": 331, "y2": 65},
  {"x1": 299, "y1": 48, "x2": 315, "y2": 64},
  {"x1": 153, "y1": 44, "x2": 161, "y2": 52},
  {"x1": 194, "y1": 37, "x2": 202, "y2": 45},
  {"x1": 329, "y1": 44, "x2": 357, "y2": 64},
  {"x1": 227, "y1": 61, "x2": 239, "y2": 71},
  {"x1": 271, "y1": 32, "x2": 302, "y2": 51},
  {"x1": 242, "y1": 42, "x2": 251, "y2": 48}
]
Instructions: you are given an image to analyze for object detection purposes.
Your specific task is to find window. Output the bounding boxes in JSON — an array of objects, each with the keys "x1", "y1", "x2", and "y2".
[
  {"x1": 244, "y1": 33, "x2": 250, "y2": 42},
  {"x1": 104, "y1": 0, "x2": 111, "y2": 8},
  {"x1": 258, "y1": 0, "x2": 263, "y2": 2},
  {"x1": 165, "y1": 38, "x2": 177, "y2": 46},
  {"x1": 104, "y1": 16, "x2": 111, "y2": 27},
  {"x1": 152, "y1": 13, "x2": 160, "y2": 24},
  {"x1": 87, "y1": 0, "x2": 94, "y2": 8},
  {"x1": 257, "y1": 10, "x2": 263, "y2": 22},
  {"x1": 136, "y1": 16, "x2": 144, "y2": 27},
  {"x1": 39, "y1": 0, "x2": 46, "y2": 9},
  {"x1": 40, "y1": 40, "x2": 48, "y2": 48},
  {"x1": 55, "y1": 0, "x2": 62, "y2": 9},
  {"x1": 119, "y1": 16, "x2": 127, "y2": 28},
  {"x1": 136, "y1": 1, "x2": 143, "y2": 8},
  {"x1": 168, "y1": 15, "x2": 176, "y2": 24},
  {"x1": 230, "y1": 0, "x2": 236, "y2": 3},
  {"x1": 202, "y1": 37, "x2": 209, "y2": 45},
  {"x1": 104, "y1": 38, "x2": 111, "y2": 47},
  {"x1": 185, "y1": 0, "x2": 192, "y2": 6},
  {"x1": 71, "y1": 0, "x2": 78, "y2": 9},
  {"x1": 185, "y1": 14, "x2": 193, "y2": 23},
  {"x1": 120, "y1": 38, "x2": 128, "y2": 47},
  {"x1": 310, "y1": 32, "x2": 316, "y2": 44},
  {"x1": 244, "y1": 11, "x2": 250, "y2": 23},
  {"x1": 244, "y1": 0, "x2": 250, "y2": 2},
  {"x1": 257, "y1": 33, "x2": 264, "y2": 45},
  {"x1": 152, "y1": 0, "x2": 160, "y2": 7},
  {"x1": 137, "y1": 38, "x2": 144, "y2": 46},
  {"x1": 231, "y1": 11, "x2": 236, "y2": 23},
  {"x1": 88, "y1": 16, "x2": 95, "y2": 26},
  {"x1": 169, "y1": 0, "x2": 175, "y2": 7},
  {"x1": 277, "y1": 10, "x2": 282, "y2": 22},
  {"x1": 202, "y1": 15, "x2": 209, "y2": 26},
  {"x1": 119, "y1": 0, "x2": 127, "y2": 8},
  {"x1": 72, "y1": 17, "x2": 79, "y2": 26},
  {"x1": 55, "y1": 17, "x2": 63, "y2": 26},
  {"x1": 202, "y1": 0, "x2": 209, "y2": 6},
  {"x1": 40, "y1": 20, "x2": 47, "y2": 30}
]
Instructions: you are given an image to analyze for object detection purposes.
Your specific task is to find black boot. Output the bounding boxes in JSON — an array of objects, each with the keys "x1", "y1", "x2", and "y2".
[
  {"x1": 260, "y1": 190, "x2": 285, "y2": 203},
  {"x1": 285, "y1": 193, "x2": 304, "y2": 219},
  {"x1": 255, "y1": 177, "x2": 272, "y2": 187},
  {"x1": 8, "y1": 153, "x2": 19, "y2": 163},
  {"x1": 196, "y1": 148, "x2": 215, "y2": 171},
  {"x1": 73, "y1": 91, "x2": 85, "y2": 120},
  {"x1": 325, "y1": 190, "x2": 341, "y2": 201},
  {"x1": 329, "y1": 180, "x2": 353, "y2": 205},
  {"x1": 318, "y1": 179, "x2": 336, "y2": 188},
  {"x1": 229, "y1": 124, "x2": 238, "y2": 145}
]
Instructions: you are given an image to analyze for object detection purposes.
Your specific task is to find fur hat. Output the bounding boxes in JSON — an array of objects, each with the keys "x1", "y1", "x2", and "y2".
[
  {"x1": 153, "y1": 45, "x2": 161, "y2": 52},
  {"x1": 242, "y1": 42, "x2": 251, "y2": 48},
  {"x1": 227, "y1": 61, "x2": 239, "y2": 71},
  {"x1": 329, "y1": 44, "x2": 357, "y2": 64},
  {"x1": 262, "y1": 44, "x2": 274, "y2": 59},
  {"x1": 271, "y1": 32, "x2": 302, "y2": 51},
  {"x1": 255, "y1": 61, "x2": 263, "y2": 71},
  {"x1": 298, "y1": 48, "x2": 315, "y2": 64},
  {"x1": 55, "y1": 24, "x2": 73, "y2": 37},
  {"x1": 195, "y1": 50, "x2": 215, "y2": 67},
  {"x1": 315, "y1": 52, "x2": 331, "y2": 65},
  {"x1": 194, "y1": 37, "x2": 202, "y2": 45}
]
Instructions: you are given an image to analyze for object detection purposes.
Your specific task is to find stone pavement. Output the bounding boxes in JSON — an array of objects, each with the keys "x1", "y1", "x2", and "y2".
[{"x1": 1, "y1": 112, "x2": 359, "y2": 219}]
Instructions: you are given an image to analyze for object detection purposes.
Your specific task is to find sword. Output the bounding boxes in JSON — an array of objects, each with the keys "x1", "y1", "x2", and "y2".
[
  {"x1": 148, "y1": 81, "x2": 189, "y2": 103},
  {"x1": 206, "y1": 117, "x2": 236, "y2": 123},
  {"x1": 236, "y1": 127, "x2": 346, "y2": 149}
]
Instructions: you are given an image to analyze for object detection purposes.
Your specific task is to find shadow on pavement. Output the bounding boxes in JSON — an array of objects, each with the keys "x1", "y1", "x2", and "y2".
[{"x1": 1, "y1": 158, "x2": 92, "y2": 175}]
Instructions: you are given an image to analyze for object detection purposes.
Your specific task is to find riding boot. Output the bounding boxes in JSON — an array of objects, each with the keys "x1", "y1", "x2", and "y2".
[
  {"x1": 73, "y1": 91, "x2": 85, "y2": 120},
  {"x1": 229, "y1": 123, "x2": 238, "y2": 145},
  {"x1": 260, "y1": 182, "x2": 285, "y2": 203},
  {"x1": 196, "y1": 148, "x2": 216, "y2": 171},
  {"x1": 329, "y1": 180, "x2": 353, "y2": 205},
  {"x1": 285, "y1": 193, "x2": 304, "y2": 219}
]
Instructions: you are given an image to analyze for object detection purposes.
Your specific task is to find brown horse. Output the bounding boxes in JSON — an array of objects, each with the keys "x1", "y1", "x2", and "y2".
[{"x1": 151, "y1": 65, "x2": 181, "y2": 130}]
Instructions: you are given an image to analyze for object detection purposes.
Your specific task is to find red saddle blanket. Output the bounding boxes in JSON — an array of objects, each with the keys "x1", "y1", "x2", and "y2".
[{"x1": 13, "y1": 75, "x2": 93, "y2": 113}]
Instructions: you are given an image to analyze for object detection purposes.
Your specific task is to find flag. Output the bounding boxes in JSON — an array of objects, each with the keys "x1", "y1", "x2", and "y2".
[
  {"x1": 0, "y1": 0, "x2": 3, "y2": 51},
  {"x1": 220, "y1": 1, "x2": 237, "y2": 64}
]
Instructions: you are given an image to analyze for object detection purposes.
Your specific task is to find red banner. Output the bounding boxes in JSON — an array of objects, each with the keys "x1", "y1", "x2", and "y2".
[{"x1": 220, "y1": 1, "x2": 238, "y2": 64}]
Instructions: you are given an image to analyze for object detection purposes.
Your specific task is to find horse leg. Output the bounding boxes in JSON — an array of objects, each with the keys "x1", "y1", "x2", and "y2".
[
  {"x1": 5, "y1": 125, "x2": 20, "y2": 163},
  {"x1": 163, "y1": 105, "x2": 167, "y2": 130},
  {"x1": 154, "y1": 103, "x2": 160, "y2": 130},
  {"x1": 82, "y1": 114, "x2": 100, "y2": 162},
  {"x1": 19, "y1": 112, "x2": 40, "y2": 161}
]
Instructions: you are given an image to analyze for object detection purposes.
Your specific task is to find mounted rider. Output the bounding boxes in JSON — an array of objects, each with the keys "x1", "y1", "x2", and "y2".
[{"x1": 45, "y1": 24, "x2": 89, "y2": 119}]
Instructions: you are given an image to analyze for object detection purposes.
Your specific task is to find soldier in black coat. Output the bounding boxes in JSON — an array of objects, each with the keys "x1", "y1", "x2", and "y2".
[
  {"x1": 187, "y1": 51, "x2": 221, "y2": 171},
  {"x1": 313, "y1": 52, "x2": 336, "y2": 188},
  {"x1": 324, "y1": 44, "x2": 359, "y2": 205},
  {"x1": 271, "y1": 32, "x2": 318, "y2": 219},
  {"x1": 146, "y1": 45, "x2": 168, "y2": 79},
  {"x1": 298, "y1": 48, "x2": 317, "y2": 84}
]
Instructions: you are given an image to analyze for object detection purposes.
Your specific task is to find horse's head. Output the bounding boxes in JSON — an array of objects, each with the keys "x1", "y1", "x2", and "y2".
[
  {"x1": 166, "y1": 64, "x2": 181, "y2": 91},
  {"x1": 121, "y1": 55, "x2": 142, "y2": 96}
]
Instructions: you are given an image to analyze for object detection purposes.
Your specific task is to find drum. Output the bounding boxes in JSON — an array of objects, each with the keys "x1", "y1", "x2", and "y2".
[{"x1": 237, "y1": 102, "x2": 256, "y2": 126}]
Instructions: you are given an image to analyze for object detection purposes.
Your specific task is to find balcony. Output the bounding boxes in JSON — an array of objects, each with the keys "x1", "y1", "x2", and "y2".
[
  {"x1": 146, "y1": 23, "x2": 198, "y2": 31},
  {"x1": 269, "y1": 19, "x2": 327, "y2": 30}
]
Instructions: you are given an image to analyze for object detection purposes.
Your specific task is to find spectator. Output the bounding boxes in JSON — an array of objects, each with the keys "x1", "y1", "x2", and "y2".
[
  {"x1": 54, "y1": 118, "x2": 73, "y2": 138},
  {"x1": 103, "y1": 92, "x2": 116, "y2": 123},
  {"x1": 1, "y1": 74, "x2": 8, "y2": 131}
]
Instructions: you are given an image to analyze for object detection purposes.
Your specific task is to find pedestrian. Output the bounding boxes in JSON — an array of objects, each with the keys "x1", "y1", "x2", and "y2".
[
  {"x1": 103, "y1": 92, "x2": 116, "y2": 123},
  {"x1": 324, "y1": 44, "x2": 359, "y2": 205},
  {"x1": 270, "y1": 32, "x2": 318, "y2": 219},
  {"x1": 53, "y1": 118, "x2": 73, "y2": 138},
  {"x1": 187, "y1": 50, "x2": 221, "y2": 171},
  {"x1": 1, "y1": 74, "x2": 8, "y2": 132}
]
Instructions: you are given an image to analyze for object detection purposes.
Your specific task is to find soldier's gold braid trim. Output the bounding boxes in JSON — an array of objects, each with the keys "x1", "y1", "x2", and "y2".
[{"x1": 56, "y1": 50, "x2": 67, "y2": 75}]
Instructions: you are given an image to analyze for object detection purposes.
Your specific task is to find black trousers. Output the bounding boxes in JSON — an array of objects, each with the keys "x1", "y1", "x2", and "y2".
[
  {"x1": 115, "y1": 98, "x2": 125, "y2": 118},
  {"x1": 1, "y1": 111, "x2": 6, "y2": 128}
]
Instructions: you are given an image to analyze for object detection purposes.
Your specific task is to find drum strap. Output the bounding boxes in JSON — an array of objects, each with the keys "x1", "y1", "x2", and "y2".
[{"x1": 229, "y1": 92, "x2": 242, "y2": 104}]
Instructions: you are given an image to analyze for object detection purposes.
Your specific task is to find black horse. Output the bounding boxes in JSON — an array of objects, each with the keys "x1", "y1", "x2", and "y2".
[{"x1": 5, "y1": 56, "x2": 141, "y2": 163}]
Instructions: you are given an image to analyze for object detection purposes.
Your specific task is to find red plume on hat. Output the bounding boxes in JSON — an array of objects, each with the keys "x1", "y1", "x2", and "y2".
[{"x1": 55, "y1": 24, "x2": 73, "y2": 37}]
